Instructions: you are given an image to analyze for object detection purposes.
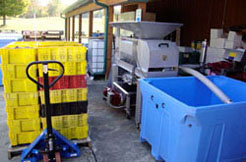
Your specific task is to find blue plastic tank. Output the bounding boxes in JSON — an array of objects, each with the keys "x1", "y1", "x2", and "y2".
[{"x1": 140, "y1": 76, "x2": 246, "y2": 162}]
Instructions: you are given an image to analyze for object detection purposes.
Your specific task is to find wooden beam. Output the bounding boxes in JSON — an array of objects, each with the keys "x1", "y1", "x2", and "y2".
[
  {"x1": 78, "y1": 14, "x2": 82, "y2": 43},
  {"x1": 67, "y1": 17, "x2": 70, "y2": 41},
  {"x1": 104, "y1": 0, "x2": 130, "y2": 6},
  {"x1": 72, "y1": 16, "x2": 75, "y2": 41},
  {"x1": 121, "y1": 4, "x2": 138, "y2": 13},
  {"x1": 176, "y1": 28, "x2": 181, "y2": 46},
  {"x1": 66, "y1": 3, "x2": 101, "y2": 18},
  {"x1": 89, "y1": 11, "x2": 93, "y2": 37},
  {"x1": 106, "y1": 6, "x2": 114, "y2": 78},
  {"x1": 138, "y1": 2, "x2": 147, "y2": 21},
  {"x1": 65, "y1": 18, "x2": 67, "y2": 40},
  {"x1": 65, "y1": 0, "x2": 148, "y2": 17}
]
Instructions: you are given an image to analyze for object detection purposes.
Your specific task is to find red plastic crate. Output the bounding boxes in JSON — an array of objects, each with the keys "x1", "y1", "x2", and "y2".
[{"x1": 39, "y1": 75, "x2": 87, "y2": 90}]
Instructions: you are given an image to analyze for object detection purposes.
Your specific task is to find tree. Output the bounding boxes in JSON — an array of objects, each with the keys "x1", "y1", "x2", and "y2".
[
  {"x1": 47, "y1": 0, "x2": 62, "y2": 17},
  {"x1": 21, "y1": 0, "x2": 63, "y2": 18},
  {"x1": 22, "y1": 0, "x2": 48, "y2": 18},
  {"x1": 0, "y1": 0, "x2": 29, "y2": 26}
]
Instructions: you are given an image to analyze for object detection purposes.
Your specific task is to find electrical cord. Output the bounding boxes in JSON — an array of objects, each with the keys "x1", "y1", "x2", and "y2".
[
  {"x1": 89, "y1": 147, "x2": 98, "y2": 162},
  {"x1": 83, "y1": 144, "x2": 98, "y2": 162}
]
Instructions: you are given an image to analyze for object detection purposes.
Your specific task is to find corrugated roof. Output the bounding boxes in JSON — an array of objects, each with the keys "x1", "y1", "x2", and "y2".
[{"x1": 63, "y1": 0, "x2": 149, "y2": 14}]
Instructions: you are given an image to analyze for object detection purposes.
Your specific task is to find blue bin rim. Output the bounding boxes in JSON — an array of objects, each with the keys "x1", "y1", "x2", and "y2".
[
  {"x1": 0, "y1": 39, "x2": 16, "y2": 48},
  {"x1": 140, "y1": 75, "x2": 246, "y2": 109}
]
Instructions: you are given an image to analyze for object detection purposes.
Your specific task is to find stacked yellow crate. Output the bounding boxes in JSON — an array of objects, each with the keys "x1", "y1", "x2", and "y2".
[
  {"x1": 6, "y1": 41, "x2": 81, "y2": 48},
  {"x1": 41, "y1": 114, "x2": 88, "y2": 140},
  {"x1": 1, "y1": 48, "x2": 40, "y2": 146},
  {"x1": 37, "y1": 45, "x2": 89, "y2": 140},
  {"x1": 1, "y1": 41, "x2": 88, "y2": 146}
]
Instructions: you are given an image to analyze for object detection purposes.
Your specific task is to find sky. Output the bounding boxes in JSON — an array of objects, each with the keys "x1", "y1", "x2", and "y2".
[{"x1": 39, "y1": 0, "x2": 77, "y2": 6}]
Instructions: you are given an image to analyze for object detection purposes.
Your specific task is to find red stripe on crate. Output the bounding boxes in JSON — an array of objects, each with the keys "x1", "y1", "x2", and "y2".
[{"x1": 39, "y1": 75, "x2": 87, "y2": 90}]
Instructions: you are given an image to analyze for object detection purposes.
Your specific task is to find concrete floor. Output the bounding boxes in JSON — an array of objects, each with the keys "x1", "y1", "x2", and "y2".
[{"x1": 0, "y1": 81, "x2": 155, "y2": 162}]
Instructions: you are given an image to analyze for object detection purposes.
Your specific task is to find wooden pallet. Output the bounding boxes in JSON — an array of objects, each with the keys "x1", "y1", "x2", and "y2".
[
  {"x1": 8, "y1": 136, "x2": 92, "y2": 160},
  {"x1": 73, "y1": 136, "x2": 92, "y2": 148},
  {"x1": 8, "y1": 144, "x2": 28, "y2": 160}
]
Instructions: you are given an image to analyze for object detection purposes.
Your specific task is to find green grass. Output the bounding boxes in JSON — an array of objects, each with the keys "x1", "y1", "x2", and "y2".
[{"x1": 0, "y1": 17, "x2": 104, "y2": 35}]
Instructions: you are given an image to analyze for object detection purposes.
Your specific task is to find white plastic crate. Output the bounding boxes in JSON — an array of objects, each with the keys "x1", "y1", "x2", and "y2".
[
  {"x1": 89, "y1": 49, "x2": 104, "y2": 56},
  {"x1": 89, "y1": 62, "x2": 104, "y2": 68},
  {"x1": 88, "y1": 39, "x2": 104, "y2": 49},
  {"x1": 88, "y1": 39, "x2": 106, "y2": 75},
  {"x1": 90, "y1": 56, "x2": 104, "y2": 62}
]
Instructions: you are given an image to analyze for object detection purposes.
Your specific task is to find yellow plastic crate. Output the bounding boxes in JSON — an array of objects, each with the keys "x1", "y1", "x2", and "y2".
[
  {"x1": 37, "y1": 41, "x2": 81, "y2": 47},
  {"x1": 77, "y1": 88, "x2": 88, "y2": 101},
  {"x1": 41, "y1": 114, "x2": 88, "y2": 129},
  {"x1": 9, "y1": 131, "x2": 41, "y2": 146},
  {"x1": 6, "y1": 105, "x2": 39, "y2": 120},
  {"x1": 0, "y1": 48, "x2": 4, "y2": 56},
  {"x1": 37, "y1": 46, "x2": 86, "y2": 62},
  {"x1": 37, "y1": 42, "x2": 63, "y2": 47},
  {"x1": 38, "y1": 62, "x2": 63, "y2": 77},
  {"x1": 64, "y1": 61, "x2": 87, "y2": 76},
  {"x1": 67, "y1": 46, "x2": 87, "y2": 62},
  {"x1": 62, "y1": 89, "x2": 77, "y2": 103},
  {"x1": 76, "y1": 61, "x2": 87, "y2": 75},
  {"x1": 1, "y1": 64, "x2": 37, "y2": 79},
  {"x1": 38, "y1": 61, "x2": 86, "y2": 77},
  {"x1": 37, "y1": 47, "x2": 53, "y2": 61},
  {"x1": 6, "y1": 41, "x2": 81, "y2": 49},
  {"x1": 37, "y1": 47, "x2": 67, "y2": 62},
  {"x1": 58, "y1": 126, "x2": 88, "y2": 140},
  {"x1": 54, "y1": 47, "x2": 67, "y2": 62},
  {"x1": 7, "y1": 118, "x2": 41, "y2": 133},
  {"x1": 64, "y1": 42, "x2": 82, "y2": 47},
  {"x1": 3, "y1": 79, "x2": 37, "y2": 93},
  {"x1": 1, "y1": 48, "x2": 36, "y2": 64},
  {"x1": 38, "y1": 47, "x2": 67, "y2": 62},
  {"x1": 68, "y1": 114, "x2": 88, "y2": 127},
  {"x1": 4, "y1": 92, "x2": 39, "y2": 107},
  {"x1": 6, "y1": 41, "x2": 37, "y2": 48},
  {"x1": 40, "y1": 90, "x2": 62, "y2": 104},
  {"x1": 40, "y1": 88, "x2": 87, "y2": 104},
  {"x1": 64, "y1": 62, "x2": 77, "y2": 75}
]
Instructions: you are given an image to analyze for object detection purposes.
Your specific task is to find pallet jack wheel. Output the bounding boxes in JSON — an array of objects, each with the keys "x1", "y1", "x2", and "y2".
[
  {"x1": 43, "y1": 153, "x2": 61, "y2": 162},
  {"x1": 43, "y1": 154, "x2": 49, "y2": 162},
  {"x1": 55, "y1": 152, "x2": 61, "y2": 162}
]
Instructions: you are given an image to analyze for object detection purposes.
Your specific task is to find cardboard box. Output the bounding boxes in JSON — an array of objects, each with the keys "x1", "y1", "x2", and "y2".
[
  {"x1": 210, "y1": 38, "x2": 226, "y2": 48},
  {"x1": 225, "y1": 40, "x2": 241, "y2": 49},
  {"x1": 228, "y1": 31, "x2": 242, "y2": 42},
  {"x1": 118, "y1": 11, "x2": 135, "y2": 22},
  {"x1": 210, "y1": 29, "x2": 223, "y2": 39},
  {"x1": 206, "y1": 47, "x2": 225, "y2": 63},
  {"x1": 117, "y1": 12, "x2": 156, "y2": 22}
]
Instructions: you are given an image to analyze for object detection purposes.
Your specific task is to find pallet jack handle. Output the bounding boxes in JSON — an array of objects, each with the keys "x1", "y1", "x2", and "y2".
[
  {"x1": 26, "y1": 61, "x2": 64, "y2": 89},
  {"x1": 26, "y1": 61, "x2": 64, "y2": 162}
]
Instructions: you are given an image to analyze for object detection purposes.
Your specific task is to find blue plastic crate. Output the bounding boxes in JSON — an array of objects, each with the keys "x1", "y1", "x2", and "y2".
[{"x1": 140, "y1": 76, "x2": 246, "y2": 162}]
